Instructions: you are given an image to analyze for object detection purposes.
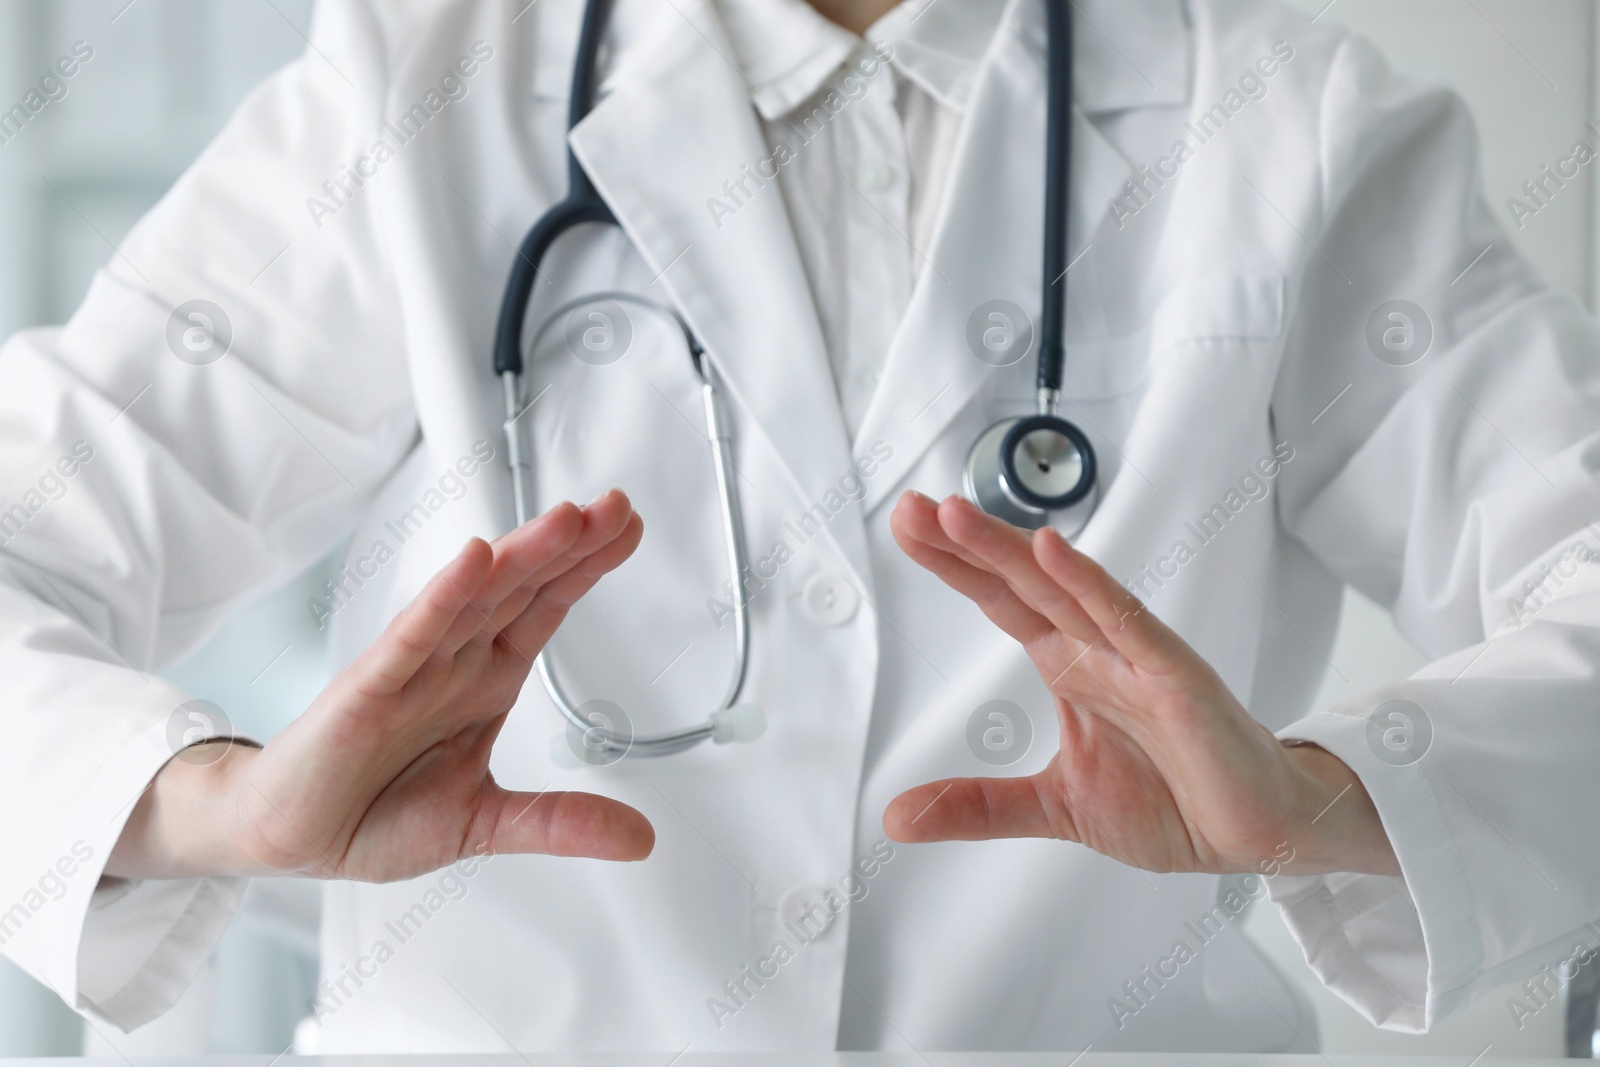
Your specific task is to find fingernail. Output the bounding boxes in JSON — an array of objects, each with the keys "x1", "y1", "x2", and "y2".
[{"x1": 905, "y1": 490, "x2": 935, "y2": 505}]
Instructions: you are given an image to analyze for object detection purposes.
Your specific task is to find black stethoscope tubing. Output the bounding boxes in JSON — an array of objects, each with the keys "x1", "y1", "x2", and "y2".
[
  {"x1": 1038, "y1": 0, "x2": 1071, "y2": 401},
  {"x1": 493, "y1": 0, "x2": 620, "y2": 381}
]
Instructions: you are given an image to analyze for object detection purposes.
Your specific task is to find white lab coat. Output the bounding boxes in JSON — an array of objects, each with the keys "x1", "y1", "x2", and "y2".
[{"x1": 2, "y1": 0, "x2": 1599, "y2": 1052}]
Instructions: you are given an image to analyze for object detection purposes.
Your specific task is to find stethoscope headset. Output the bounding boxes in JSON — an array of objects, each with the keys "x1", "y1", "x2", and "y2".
[{"x1": 494, "y1": 0, "x2": 1092, "y2": 761}]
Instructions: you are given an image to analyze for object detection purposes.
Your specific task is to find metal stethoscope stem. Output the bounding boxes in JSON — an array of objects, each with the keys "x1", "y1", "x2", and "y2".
[{"x1": 502, "y1": 294, "x2": 760, "y2": 759}]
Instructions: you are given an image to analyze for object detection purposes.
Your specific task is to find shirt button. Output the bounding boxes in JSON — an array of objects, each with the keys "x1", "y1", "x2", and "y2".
[
  {"x1": 780, "y1": 886, "x2": 838, "y2": 939},
  {"x1": 802, "y1": 573, "x2": 859, "y2": 627},
  {"x1": 857, "y1": 163, "x2": 893, "y2": 192}
]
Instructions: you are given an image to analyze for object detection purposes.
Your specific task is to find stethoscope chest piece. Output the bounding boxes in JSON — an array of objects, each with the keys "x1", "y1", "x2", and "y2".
[{"x1": 965, "y1": 413, "x2": 1098, "y2": 534}]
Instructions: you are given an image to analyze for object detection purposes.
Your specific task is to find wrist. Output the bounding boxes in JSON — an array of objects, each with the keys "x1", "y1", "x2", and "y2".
[
  {"x1": 1282, "y1": 742, "x2": 1401, "y2": 877},
  {"x1": 106, "y1": 740, "x2": 262, "y2": 879}
]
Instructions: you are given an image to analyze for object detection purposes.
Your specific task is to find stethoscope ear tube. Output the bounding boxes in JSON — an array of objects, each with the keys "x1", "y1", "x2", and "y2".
[
  {"x1": 493, "y1": 200, "x2": 615, "y2": 377},
  {"x1": 491, "y1": 0, "x2": 616, "y2": 378}
]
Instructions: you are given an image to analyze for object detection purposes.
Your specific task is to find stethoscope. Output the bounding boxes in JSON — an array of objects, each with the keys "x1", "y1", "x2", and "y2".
[{"x1": 494, "y1": 0, "x2": 1092, "y2": 761}]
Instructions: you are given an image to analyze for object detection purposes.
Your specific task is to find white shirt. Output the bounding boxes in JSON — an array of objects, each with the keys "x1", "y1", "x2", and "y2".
[{"x1": 719, "y1": 0, "x2": 971, "y2": 435}]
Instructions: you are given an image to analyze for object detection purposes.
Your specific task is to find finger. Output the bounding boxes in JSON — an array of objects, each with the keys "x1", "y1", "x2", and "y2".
[
  {"x1": 883, "y1": 776, "x2": 1067, "y2": 843},
  {"x1": 936, "y1": 496, "x2": 1103, "y2": 647},
  {"x1": 477, "y1": 497, "x2": 610, "y2": 607},
  {"x1": 501, "y1": 510, "x2": 644, "y2": 644},
  {"x1": 485, "y1": 491, "x2": 634, "y2": 634},
  {"x1": 438, "y1": 503, "x2": 586, "y2": 652},
  {"x1": 512, "y1": 489, "x2": 633, "y2": 590},
  {"x1": 891, "y1": 492, "x2": 1053, "y2": 645},
  {"x1": 1033, "y1": 527, "x2": 1187, "y2": 672},
  {"x1": 498, "y1": 510, "x2": 645, "y2": 656},
  {"x1": 486, "y1": 788, "x2": 655, "y2": 861},
  {"x1": 359, "y1": 538, "x2": 494, "y2": 693},
  {"x1": 893, "y1": 490, "x2": 1008, "y2": 572}
]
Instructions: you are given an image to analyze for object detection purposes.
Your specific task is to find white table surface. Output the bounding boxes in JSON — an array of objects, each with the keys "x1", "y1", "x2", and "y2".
[{"x1": 0, "y1": 1055, "x2": 1565, "y2": 1066}]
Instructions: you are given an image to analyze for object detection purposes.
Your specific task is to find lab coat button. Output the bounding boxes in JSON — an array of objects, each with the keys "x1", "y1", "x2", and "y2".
[
  {"x1": 779, "y1": 886, "x2": 837, "y2": 939},
  {"x1": 857, "y1": 163, "x2": 893, "y2": 192},
  {"x1": 802, "y1": 574, "x2": 859, "y2": 626}
]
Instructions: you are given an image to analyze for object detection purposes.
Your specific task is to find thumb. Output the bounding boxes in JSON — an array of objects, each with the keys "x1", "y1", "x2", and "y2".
[
  {"x1": 486, "y1": 787, "x2": 656, "y2": 861},
  {"x1": 884, "y1": 777, "x2": 1064, "y2": 843}
]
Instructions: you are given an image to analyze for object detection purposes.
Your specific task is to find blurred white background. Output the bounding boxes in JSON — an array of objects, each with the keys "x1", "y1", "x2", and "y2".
[{"x1": 0, "y1": 0, "x2": 1594, "y2": 1058}]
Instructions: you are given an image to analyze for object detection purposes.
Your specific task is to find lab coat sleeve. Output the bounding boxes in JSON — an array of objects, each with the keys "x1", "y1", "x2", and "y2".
[
  {"x1": 1265, "y1": 32, "x2": 1600, "y2": 1032},
  {"x1": 0, "y1": 0, "x2": 415, "y2": 1032}
]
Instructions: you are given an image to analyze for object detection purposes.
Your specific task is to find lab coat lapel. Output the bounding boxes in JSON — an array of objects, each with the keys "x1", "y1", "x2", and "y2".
[
  {"x1": 568, "y1": 0, "x2": 866, "y2": 572},
  {"x1": 854, "y1": 0, "x2": 1139, "y2": 514}
]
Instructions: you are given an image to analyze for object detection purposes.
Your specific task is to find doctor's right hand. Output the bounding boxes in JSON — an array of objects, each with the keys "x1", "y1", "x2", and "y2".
[{"x1": 107, "y1": 490, "x2": 655, "y2": 882}]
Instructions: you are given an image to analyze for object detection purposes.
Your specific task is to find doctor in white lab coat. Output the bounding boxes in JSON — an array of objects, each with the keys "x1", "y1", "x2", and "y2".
[{"x1": 3, "y1": 0, "x2": 1599, "y2": 1053}]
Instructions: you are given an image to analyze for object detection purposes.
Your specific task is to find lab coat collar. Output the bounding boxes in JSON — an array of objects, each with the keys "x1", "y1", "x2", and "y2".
[
  {"x1": 1069, "y1": 0, "x2": 1192, "y2": 114},
  {"x1": 712, "y1": 0, "x2": 1190, "y2": 119},
  {"x1": 569, "y1": 0, "x2": 873, "y2": 579}
]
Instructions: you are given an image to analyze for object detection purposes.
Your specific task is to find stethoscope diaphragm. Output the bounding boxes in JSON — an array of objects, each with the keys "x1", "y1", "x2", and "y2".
[
  {"x1": 999, "y1": 414, "x2": 1096, "y2": 511},
  {"x1": 965, "y1": 413, "x2": 1099, "y2": 536}
]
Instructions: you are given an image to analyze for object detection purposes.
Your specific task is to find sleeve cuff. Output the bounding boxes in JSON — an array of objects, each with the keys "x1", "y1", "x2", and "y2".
[
  {"x1": 79, "y1": 872, "x2": 247, "y2": 1031},
  {"x1": 3, "y1": 714, "x2": 251, "y2": 1033},
  {"x1": 1267, "y1": 707, "x2": 1483, "y2": 1032}
]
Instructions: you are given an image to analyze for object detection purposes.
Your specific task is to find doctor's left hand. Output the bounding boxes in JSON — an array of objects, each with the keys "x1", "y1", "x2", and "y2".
[
  {"x1": 108, "y1": 490, "x2": 656, "y2": 882},
  {"x1": 883, "y1": 493, "x2": 1400, "y2": 879}
]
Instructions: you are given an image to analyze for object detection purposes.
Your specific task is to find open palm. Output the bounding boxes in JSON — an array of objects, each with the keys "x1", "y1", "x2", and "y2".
[
  {"x1": 221, "y1": 490, "x2": 654, "y2": 882},
  {"x1": 883, "y1": 492, "x2": 1396, "y2": 878}
]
